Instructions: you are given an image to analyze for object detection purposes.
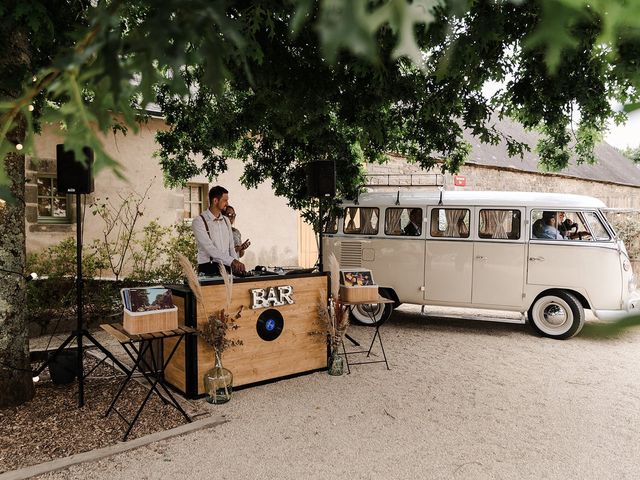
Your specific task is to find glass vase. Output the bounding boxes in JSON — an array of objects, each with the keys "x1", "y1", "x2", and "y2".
[
  {"x1": 203, "y1": 354, "x2": 233, "y2": 404},
  {"x1": 328, "y1": 353, "x2": 344, "y2": 376}
]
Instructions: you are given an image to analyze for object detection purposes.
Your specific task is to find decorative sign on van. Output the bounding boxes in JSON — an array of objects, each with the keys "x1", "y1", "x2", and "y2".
[{"x1": 250, "y1": 286, "x2": 294, "y2": 309}]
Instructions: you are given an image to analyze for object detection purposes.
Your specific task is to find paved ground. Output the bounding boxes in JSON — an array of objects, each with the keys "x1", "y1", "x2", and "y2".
[{"x1": 38, "y1": 305, "x2": 640, "y2": 480}]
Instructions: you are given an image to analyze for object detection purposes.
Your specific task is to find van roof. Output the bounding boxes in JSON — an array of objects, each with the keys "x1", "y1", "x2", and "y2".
[{"x1": 343, "y1": 191, "x2": 607, "y2": 209}]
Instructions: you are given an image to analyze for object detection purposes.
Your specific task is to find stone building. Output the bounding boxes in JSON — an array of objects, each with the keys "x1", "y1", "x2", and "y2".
[
  {"x1": 26, "y1": 115, "x2": 640, "y2": 271},
  {"x1": 25, "y1": 117, "x2": 301, "y2": 270},
  {"x1": 367, "y1": 118, "x2": 640, "y2": 209}
]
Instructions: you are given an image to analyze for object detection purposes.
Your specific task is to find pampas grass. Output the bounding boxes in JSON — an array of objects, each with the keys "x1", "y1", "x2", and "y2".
[
  {"x1": 177, "y1": 253, "x2": 208, "y2": 318},
  {"x1": 328, "y1": 253, "x2": 340, "y2": 300},
  {"x1": 319, "y1": 257, "x2": 350, "y2": 353},
  {"x1": 176, "y1": 254, "x2": 241, "y2": 355},
  {"x1": 217, "y1": 261, "x2": 233, "y2": 311}
]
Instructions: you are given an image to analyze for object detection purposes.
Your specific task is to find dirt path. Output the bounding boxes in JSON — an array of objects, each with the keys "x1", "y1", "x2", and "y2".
[{"x1": 39, "y1": 305, "x2": 640, "y2": 479}]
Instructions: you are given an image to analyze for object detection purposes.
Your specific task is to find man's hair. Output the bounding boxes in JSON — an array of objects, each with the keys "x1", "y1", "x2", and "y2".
[
  {"x1": 542, "y1": 211, "x2": 556, "y2": 223},
  {"x1": 208, "y1": 185, "x2": 228, "y2": 203}
]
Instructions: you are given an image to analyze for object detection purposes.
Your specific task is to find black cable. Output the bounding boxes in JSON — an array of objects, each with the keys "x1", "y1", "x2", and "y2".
[{"x1": 0, "y1": 267, "x2": 36, "y2": 281}]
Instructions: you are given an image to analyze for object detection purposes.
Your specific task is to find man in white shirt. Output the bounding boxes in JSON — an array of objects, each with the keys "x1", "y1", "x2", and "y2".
[{"x1": 192, "y1": 185, "x2": 247, "y2": 276}]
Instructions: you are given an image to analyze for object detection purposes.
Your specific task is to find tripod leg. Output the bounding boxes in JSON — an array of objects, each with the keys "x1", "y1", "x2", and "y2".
[
  {"x1": 84, "y1": 330, "x2": 131, "y2": 374},
  {"x1": 32, "y1": 334, "x2": 76, "y2": 376},
  {"x1": 344, "y1": 333, "x2": 360, "y2": 347}
]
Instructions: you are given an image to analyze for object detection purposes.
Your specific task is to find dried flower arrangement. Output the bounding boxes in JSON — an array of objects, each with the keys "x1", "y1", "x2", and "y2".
[
  {"x1": 318, "y1": 253, "x2": 350, "y2": 354},
  {"x1": 177, "y1": 254, "x2": 243, "y2": 355}
]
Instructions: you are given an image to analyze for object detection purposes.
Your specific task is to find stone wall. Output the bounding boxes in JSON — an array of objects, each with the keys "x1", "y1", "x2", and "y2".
[{"x1": 366, "y1": 155, "x2": 640, "y2": 210}]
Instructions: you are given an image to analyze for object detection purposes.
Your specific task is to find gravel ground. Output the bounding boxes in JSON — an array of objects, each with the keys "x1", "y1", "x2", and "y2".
[
  {"x1": 0, "y1": 352, "x2": 203, "y2": 474},
  {"x1": 34, "y1": 305, "x2": 640, "y2": 479}
]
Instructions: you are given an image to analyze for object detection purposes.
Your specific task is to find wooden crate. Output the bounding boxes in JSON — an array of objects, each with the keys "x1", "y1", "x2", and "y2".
[
  {"x1": 340, "y1": 285, "x2": 379, "y2": 302},
  {"x1": 123, "y1": 307, "x2": 178, "y2": 335}
]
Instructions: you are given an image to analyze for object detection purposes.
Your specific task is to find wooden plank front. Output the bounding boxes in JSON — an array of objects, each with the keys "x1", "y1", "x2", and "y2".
[
  {"x1": 195, "y1": 276, "x2": 328, "y2": 394},
  {"x1": 164, "y1": 295, "x2": 187, "y2": 392}
]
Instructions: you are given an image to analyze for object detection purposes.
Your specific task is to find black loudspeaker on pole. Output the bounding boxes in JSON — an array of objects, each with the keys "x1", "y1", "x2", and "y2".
[
  {"x1": 305, "y1": 161, "x2": 336, "y2": 273},
  {"x1": 305, "y1": 160, "x2": 336, "y2": 198},
  {"x1": 33, "y1": 146, "x2": 127, "y2": 408},
  {"x1": 56, "y1": 145, "x2": 95, "y2": 194}
]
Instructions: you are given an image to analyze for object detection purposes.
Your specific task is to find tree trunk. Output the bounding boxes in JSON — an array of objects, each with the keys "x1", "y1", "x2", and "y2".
[{"x1": 0, "y1": 117, "x2": 34, "y2": 407}]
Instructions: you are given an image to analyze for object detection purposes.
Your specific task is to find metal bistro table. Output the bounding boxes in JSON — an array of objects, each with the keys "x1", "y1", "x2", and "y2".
[
  {"x1": 100, "y1": 323, "x2": 195, "y2": 440},
  {"x1": 341, "y1": 297, "x2": 394, "y2": 373}
]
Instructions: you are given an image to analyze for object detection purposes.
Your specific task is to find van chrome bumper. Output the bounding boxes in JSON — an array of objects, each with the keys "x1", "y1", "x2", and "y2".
[{"x1": 593, "y1": 290, "x2": 640, "y2": 322}]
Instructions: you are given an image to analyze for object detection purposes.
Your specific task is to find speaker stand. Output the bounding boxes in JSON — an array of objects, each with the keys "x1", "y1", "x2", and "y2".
[{"x1": 33, "y1": 194, "x2": 130, "y2": 407}]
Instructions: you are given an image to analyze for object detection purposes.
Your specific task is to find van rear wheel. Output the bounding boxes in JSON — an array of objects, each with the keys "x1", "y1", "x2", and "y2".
[
  {"x1": 528, "y1": 291, "x2": 585, "y2": 339},
  {"x1": 349, "y1": 296, "x2": 394, "y2": 327}
]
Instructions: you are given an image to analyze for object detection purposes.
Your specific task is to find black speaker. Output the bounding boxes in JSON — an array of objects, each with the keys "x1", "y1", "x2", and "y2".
[
  {"x1": 305, "y1": 160, "x2": 336, "y2": 197},
  {"x1": 56, "y1": 145, "x2": 94, "y2": 194}
]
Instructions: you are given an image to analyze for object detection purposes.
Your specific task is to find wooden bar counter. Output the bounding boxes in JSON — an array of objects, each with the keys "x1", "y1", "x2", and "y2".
[{"x1": 164, "y1": 272, "x2": 328, "y2": 398}]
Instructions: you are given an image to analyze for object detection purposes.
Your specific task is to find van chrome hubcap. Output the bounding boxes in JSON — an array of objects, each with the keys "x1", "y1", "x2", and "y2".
[{"x1": 542, "y1": 303, "x2": 568, "y2": 326}]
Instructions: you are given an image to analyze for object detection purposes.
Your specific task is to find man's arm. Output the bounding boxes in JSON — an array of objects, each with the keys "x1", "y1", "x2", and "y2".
[{"x1": 192, "y1": 216, "x2": 236, "y2": 266}]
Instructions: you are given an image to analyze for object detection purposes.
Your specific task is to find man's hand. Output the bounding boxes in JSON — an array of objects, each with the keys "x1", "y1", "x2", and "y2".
[{"x1": 231, "y1": 259, "x2": 246, "y2": 274}]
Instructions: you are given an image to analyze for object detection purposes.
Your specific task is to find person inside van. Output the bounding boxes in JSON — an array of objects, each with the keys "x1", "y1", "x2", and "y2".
[
  {"x1": 539, "y1": 211, "x2": 565, "y2": 240},
  {"x1": 557, "y1": 211, "x2": 579, "y2": 239},
  {"x1": 403, "y1": 208, "x2": 422, "y2": 236}
]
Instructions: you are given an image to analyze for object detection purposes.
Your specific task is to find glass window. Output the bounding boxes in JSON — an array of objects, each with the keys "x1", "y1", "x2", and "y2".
[
  {"x1": 583, "y1": 211, "x2": 611, "y2": 241},
  {"x1": 385, "y1": 208, "x2": 423, "y2": 236},
  {"x1": 478, "y1": 209, "x2": 521, "y2": 240},
  {"x1": 343, "y1": 207, "x2": 379, "y2": 235},
  {"x1": 430, "y1": 208, "x2": 470, "y2": 238},
  {"x1": 183, "y1": 184, "x2": 206, "y2": 219},
  {"x1": 37, "y1": 176, "x2": 70, "y2": 223},
  {"x1": 531, "y1": 210, "x2": 593, "y2": 241}
]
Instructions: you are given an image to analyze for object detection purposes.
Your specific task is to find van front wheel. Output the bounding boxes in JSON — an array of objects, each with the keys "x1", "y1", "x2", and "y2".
[
  {"x1": 349, "y1": 298, "x2": 394, "y2": 327},
  {"x1": 528, "y1": 291, "x2": 585, "y2": 339}
]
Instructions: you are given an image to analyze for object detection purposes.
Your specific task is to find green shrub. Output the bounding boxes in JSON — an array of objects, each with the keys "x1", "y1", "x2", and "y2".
[
  {"x1": 607, "y1": 213, "x2": 640, "y2": 260},
  {"x1": 26, "y1": 237, "x2": 107, "y2": 279},
  {"x1": 25, "y1": 278, "x2": 144, "y2": 336},
  {"x1": 26, "y1": 220, "x2": 196, "y2": 335}
]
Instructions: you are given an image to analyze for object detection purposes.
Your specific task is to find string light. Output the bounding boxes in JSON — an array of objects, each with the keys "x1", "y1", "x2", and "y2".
[
  {"x1": 16, "y1": 144, "x2": 23, "y2": 151},
  {"x1": 28, "y1": 105, "x2": 34, "y2": 112}
]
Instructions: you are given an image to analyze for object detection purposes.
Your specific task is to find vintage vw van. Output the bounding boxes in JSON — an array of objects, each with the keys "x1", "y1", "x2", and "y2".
[{"x1": 322, "y1": 191, "x2": 640, "y2": 339}]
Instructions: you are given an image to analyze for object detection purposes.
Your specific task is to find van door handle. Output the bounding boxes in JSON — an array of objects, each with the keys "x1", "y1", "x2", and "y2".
[
  {"x1": 529, "y1": 256, "x2": 545, "y2": 261},
  {"x1": 475, "y1": 256, "x2": 487, "y2": 261}
]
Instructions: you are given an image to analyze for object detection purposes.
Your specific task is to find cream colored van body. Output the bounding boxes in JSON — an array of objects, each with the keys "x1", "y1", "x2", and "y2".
[{"x1": 323, "y1": 191, "x2": 640, "y2": 339}]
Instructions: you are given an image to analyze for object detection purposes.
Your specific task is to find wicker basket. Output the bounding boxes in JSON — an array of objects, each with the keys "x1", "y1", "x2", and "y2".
[
  {"x1": 339, "y1": 285, "x2": 379, "y2": 303},
  {"x1": 123, "y1": 307, "x2": 179, "y2": 334}
]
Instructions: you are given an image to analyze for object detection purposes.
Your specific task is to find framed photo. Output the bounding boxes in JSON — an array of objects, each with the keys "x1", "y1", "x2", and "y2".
[
  {"x1": 120, "y1": 286, "x2": 174, "y2": 312},
  {"x1": 340, "y1": 269, "x2": 375, "y2": 287}
]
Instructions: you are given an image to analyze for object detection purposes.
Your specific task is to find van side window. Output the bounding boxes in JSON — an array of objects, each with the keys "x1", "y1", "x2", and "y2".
[
  {"x1": 531, "y1": 210, "x2": 595, "y2": 241},
  {"x1": 583, "y1": 212, "x2": 611, "y2": 241},
  {"x1": 430, "y1": 208, "x2": 470, "y2": 238},
  {"x1": 343, "y1": 207, "x2": 379, "y2": 235},
  {"x1": 479, "y1": 209, "x2": 521, "y2": 240},
  {"x1": 385, "y1": 208, "x2": 422, "y2": 236}
]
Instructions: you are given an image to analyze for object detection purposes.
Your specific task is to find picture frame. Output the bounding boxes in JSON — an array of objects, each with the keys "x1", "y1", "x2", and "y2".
[
  {"x1": 120, "y1": 286, "x2": 175, "y2": 313},
  {"x1": 340, "y1": 269, "x2": 376, "y2": 287}
]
